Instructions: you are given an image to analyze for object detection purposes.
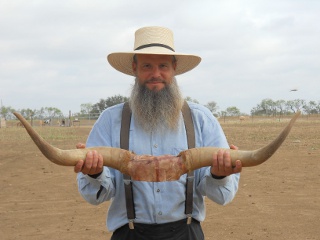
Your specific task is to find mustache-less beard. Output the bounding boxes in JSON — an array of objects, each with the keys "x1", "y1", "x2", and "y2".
[{"x1": 129, "y1": 77, "x2": 183, "y2": 132}]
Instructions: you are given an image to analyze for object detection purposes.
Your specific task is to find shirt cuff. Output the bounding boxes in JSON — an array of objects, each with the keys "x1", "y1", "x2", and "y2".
[
  {"x1": 88, "y1": 172, "x2": 103, "y2": 179},
  {"x1": 211, "y1": 173, "x2": 226, "y2": 179}
]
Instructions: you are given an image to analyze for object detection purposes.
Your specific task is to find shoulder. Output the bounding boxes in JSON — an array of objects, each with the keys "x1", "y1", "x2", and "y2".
[
  {"x1": 87, "y1": 103, "x2": 125, "y2": 146},
  {"x1": 186, "y1": 101, "x2": 217, "y2": 121},
  {"x1": 99, "y1": 102, "x2": 125, "y2": 118},
  {"x1": 185, "y1": 101, "x2": 227, "y2": 147},
  {"x1": 92, "y1": 102, "x2": 125, "y2": 128}
]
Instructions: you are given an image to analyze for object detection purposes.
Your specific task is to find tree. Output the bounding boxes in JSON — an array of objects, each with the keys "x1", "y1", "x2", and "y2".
[
  {"x1": 260, "y1": 98, "x2": 276, "y2": 116},
  {"x1": 79, "y1": 103, "x2": 94, "y2": 119},
  {"x1": 0, "y1": 105, "x2": 15, "y2": 120},
  {"x1": 303, "y1": 101, "x2": 318, "y2": 115},
  {"x1": 252, "y1": 98, "x2": 292, "y2": 116},
  {"x1": 275, "y1": 100, "x2": 287, "y2": 119},
  {"x1": 286, "y1": 99, "x2": 305, "y2": 113},
  {"x1": 105, "y1": 95, "x2": 129, "y2": 107},
  {"x1": 91, "y1": 95, "x2": 129, "y2": 114},
  {"x1": 20, "y1": 108, "x2": 36, "y2": 119},
  {"x1": 226, "y1": 106, "x2": 240, "y2": 116},
  {"x1": 42, "y1": 107, "x2": 63, "y2": 119},
  {"x1": 205, "y1": 101, "x2": 219, "y2": 116},
  {"x1": 220, "y1": 110, "x2": 227, "y2": 122},
  {"x1": 184, "y1": 96, "x2": 199, "y2": 104},
  {"x1": 91, "y1": 99, "x2": 107, "y2": 114},
  {"x1": 80, "y1": 103, "x2": 93, "y2": 115},
  {"x1": 316, "y1": 100, "x2": 320, "y2": 114}
]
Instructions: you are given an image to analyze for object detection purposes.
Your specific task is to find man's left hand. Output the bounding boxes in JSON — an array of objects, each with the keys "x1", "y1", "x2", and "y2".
[{"x1": 211, "y1": 144, "x2": 242, "y2": 177}]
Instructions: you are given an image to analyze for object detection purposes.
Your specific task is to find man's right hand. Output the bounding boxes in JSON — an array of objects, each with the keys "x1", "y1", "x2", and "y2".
[{"x1": 74, "y1": 143, "x2": 104, "y2": 176}]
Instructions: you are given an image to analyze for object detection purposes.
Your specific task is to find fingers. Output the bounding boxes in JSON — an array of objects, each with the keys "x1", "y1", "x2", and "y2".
[
  {"x1": 230, "y1": 144, "x2": 238, "y2": 150},
  {"x1": 233, "y1": 160, "x2": 242, "y2": 173},
  {"x1": 230, "y1": 144, "x2": 242, "y2": 173},
  {"x1": 212, "y1": 149, "x2": 242, "y2": 177},
  {"x1": 74, "y1": 150, "x2": 103, "y2": 176},
  {"x1": 82, "y1": 151, "x2": 103, "y2": 175},
  {"x1": 212, "y1": 150, "x2": 233, "y2": 176},
  {"x1": 76, "y1": 142, "x2": 86, "y2": 149},
  {"x1": 74, "y1": 160, "x2": 84, "y2": 173}
]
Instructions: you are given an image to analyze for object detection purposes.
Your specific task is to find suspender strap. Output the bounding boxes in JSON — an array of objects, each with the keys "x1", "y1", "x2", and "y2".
[
  {"x1": 121, "y1": 102, "x2": 131, "y2": 151},
  {"x1": 120, "y1": 101, "x2": 196, "y2": 228},
  {"x1": 120, "y1": 102, "x2": 135, "y2": 229},
  {"x1": 181, "y1": 101, "x2": 195, "y2": 224},
  {"x1": 181, "y1": 101, "x2": 195, "y2": 149}
]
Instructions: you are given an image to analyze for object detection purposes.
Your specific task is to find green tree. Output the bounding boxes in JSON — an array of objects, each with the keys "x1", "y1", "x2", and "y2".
[
  {"x1": 205, "y1": 101, "x2": 219, "y2": 115},
  {"x1": 303, "y1": 101, "x2": 318, "y2": 115},
  {"x1": 0, "y1": 105, "x2": 15, "y2": 119},
  {"x1": 275, "y1": 99, "x2": 287, "y2": 119},
  {"x1": 105, "y1": 95, "x2": 129, "y2": 107},
  {"x1": 286, "y1": 99, "x2": 305, "y2": 113},
  {"x1": 43, "y1": 107, "x2": 63, "y2": 119},
  {"x1": 91, "y1": 95, "x2": 129, "y2": 114},
  {"x1": 20, "y1": 108, "x2": 36, "y2": 119},
  {"x1": 80, "y1": 103, "x2": 93, "y2": 115},
  {"x1": 184, "y1": 96, "x2": 199, "y2": 104},
  {"x1": 226, "y1": 106, "x2": 240, "y2": 116}
]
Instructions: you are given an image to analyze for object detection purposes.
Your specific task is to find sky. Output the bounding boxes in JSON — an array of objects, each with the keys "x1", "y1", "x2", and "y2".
[{"x1": 1, "y1": 0, "x2": 319, "y2": 115}]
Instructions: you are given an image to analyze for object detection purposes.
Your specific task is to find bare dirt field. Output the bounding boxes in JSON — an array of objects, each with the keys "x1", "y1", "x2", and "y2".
[{"x1": 1, "y1": 115, "x2": 319, "y2": 240}]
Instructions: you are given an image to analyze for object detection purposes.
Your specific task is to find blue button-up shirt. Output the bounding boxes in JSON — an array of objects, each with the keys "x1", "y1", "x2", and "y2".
[{"x1": 77, "y1": 102, "x2": 240, "y2": 232}]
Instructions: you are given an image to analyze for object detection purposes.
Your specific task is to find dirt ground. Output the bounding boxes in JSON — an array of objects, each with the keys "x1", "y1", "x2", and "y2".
[{"x1": 0, "y1": 116, "x2": 319, "y2": 240}]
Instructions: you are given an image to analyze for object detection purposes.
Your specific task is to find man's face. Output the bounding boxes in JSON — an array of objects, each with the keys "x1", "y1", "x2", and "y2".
[{"x1": 132, "y1": 54, "x2": 177, "y2": 91}]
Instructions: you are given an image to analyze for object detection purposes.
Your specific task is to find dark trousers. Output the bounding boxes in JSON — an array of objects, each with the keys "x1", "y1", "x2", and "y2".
[{"x1": 110, "y1": 218, "x2": 204, "y2": 240}]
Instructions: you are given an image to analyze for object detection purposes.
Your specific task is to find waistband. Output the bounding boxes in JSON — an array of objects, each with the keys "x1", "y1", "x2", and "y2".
[
  {"x1": 135, "y1": 218, "x2": 199, "y2": 228},
  {"x1": 112, "y1": 218, "x2": 203, "y2": 240},
  {"x1": 116, "y1": 218, "x2": 200, "y2": 234}
]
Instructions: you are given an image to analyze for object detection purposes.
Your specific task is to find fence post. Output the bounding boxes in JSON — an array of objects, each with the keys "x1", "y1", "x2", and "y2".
[
  {"x1": 0, "y1": 117, "x2": 6, "y2": 128},
  {"x1": 68, "y1": 110, "x2": 71, "y2": 127}
]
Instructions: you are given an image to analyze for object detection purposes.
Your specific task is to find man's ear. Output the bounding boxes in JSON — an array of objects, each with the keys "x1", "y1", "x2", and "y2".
[
  {"x1": 132, "y1": 62, "x2": 137, "y2": 76},
  {"x1": 172, "y1": 59, "x2": 177, "y2": 71}
]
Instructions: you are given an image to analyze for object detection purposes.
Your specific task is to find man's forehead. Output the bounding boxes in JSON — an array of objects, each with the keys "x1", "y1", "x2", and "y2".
[{"x1": 135, "y1": 54, "x2": 174, "y2": 61}]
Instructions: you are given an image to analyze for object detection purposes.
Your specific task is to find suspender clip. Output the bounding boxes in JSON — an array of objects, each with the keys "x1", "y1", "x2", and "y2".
[
  {"x1": 124, "y1": 179, "x2": 131, "y2": 185},
  {"x1": 186, "y1": 214, "x2": 192, "y2": 224},
  {"x1": 128, "y1": 219, "x2": 135, "y2": 229},
  {"x1": 187, "y1": 175, "x2": 194, "y2": 181}
]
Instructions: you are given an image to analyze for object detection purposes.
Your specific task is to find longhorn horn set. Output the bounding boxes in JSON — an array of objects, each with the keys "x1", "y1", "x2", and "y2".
[{"x1": 13, "y1": 111, "x2": 300, "y2": 182}]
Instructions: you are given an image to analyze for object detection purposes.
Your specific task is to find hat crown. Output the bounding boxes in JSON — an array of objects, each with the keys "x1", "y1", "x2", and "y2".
[{"x1": 134, "y1": 26, "x2": 175, "y2": 51}]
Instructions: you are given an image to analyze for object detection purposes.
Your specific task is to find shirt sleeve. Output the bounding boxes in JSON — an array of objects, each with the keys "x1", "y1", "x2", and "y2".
[
  {"x1": 205, "y1": 170, "x2": 240, "y2": 205},
  {"x1": 190, "y1": 103, "x2": 240, "y2": 205},
  {"x1": 76, "y1": 105, "x2": 122, "y2": 205},
  {"x1": 77, "y1": 167, "x2": 115, "y2": 205}
]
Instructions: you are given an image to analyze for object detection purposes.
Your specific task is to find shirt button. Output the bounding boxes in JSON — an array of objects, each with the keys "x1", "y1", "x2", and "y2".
[
  {"x1": 157, "y1": 189, "x2": 160, "y2": 192},
  {"x1": 153, "y1": 144, "x2": 158, "y2": 148},
  {"x1": 158, "y1": 211, "x2": 162, "y2": 215}
]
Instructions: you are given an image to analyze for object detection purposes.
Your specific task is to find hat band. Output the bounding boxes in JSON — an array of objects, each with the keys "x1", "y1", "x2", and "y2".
[{"x1": 135, "y1": 43, "x2": 175, "y2": 52}]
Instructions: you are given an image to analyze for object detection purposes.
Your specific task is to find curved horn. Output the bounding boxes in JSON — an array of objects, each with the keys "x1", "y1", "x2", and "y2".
[
  {"x1": 13, "y1": 112, "x2": 133, "y2": 174},
  {"x1": 14, "y1": 111, "x2": 300, "y2": 181},
  {"x1": 180, "y1": 111, "x2": 301, "y2": 170}
]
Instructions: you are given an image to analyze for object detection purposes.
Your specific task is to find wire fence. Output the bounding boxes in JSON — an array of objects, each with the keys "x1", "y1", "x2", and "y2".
[{"x1": 2, "y1": 113, "x2": 320, "y2": 129}]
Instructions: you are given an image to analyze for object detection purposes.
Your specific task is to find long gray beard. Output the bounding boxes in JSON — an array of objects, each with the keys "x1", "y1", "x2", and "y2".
[{"x1": 129, "y1": 77, "x2": 183, "y2": 132}]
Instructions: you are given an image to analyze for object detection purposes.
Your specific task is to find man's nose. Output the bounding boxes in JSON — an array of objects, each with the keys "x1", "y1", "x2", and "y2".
[{"x1": 151, "y1": 66, "x2": 161, "y2": 78}]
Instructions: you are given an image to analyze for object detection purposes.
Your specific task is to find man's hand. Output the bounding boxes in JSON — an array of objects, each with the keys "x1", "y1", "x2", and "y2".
[
  {"x1": 74, "y1": 143, "x2": 104, "y2": 176},
  {"x1": 211, "y1": 144, "x2": 242, "y2": 177}
]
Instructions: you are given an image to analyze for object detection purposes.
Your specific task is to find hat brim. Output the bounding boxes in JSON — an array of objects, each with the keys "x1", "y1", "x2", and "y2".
[{"x1": 107, "y1": 47, "x2": 201, "y2": 76}]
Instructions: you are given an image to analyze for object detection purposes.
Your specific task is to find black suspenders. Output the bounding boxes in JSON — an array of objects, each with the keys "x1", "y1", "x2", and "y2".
[
  {"x1": 120, "y1": 101, "x2": 195, "y2": 229},
  {"x1": 181, "y1": 101, "x2": 196, "y2": 225},
  {"x1": 120, "y1": 102, "x2": 135, "y2": 229}
]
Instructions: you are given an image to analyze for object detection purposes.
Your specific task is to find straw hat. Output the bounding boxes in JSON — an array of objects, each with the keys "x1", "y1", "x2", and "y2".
[{"x1": 107, "y1": 26, "x2": 201, "y2": 76}]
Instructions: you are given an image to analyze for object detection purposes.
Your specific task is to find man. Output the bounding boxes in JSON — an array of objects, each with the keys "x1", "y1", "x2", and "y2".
[{"x1": 75, "y1": 26, "x2": 242, "y2": 240}]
